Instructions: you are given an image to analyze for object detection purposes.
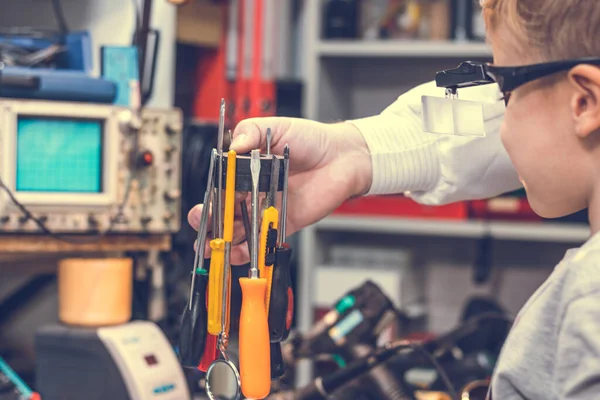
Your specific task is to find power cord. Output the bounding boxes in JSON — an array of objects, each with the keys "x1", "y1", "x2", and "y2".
[
  {"x1": 51, "y1": 0, "x2": 69, "y2": 36},
  {"x1": 408, "y1": 342, "x2": 459, "y2": 400},
  {"x1": 0, "y1": 173, "x2": 134, "y2": 245}
]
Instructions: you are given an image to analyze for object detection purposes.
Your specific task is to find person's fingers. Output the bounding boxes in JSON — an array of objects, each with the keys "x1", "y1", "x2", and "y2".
[
  {"x1": 231, "y1": 117, "x2": 291, "y2": 154},
  {"x1": 230, "y1": 243, "x2": 251, "y2": 266},
  {"x1": 188, "y1": 204, "x2": 211, "y2": 230}
]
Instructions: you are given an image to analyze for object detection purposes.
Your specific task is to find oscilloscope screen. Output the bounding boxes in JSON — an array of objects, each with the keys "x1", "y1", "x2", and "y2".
[{"x1": 15, "y1": 116, "x2": 104, "y2": 193}]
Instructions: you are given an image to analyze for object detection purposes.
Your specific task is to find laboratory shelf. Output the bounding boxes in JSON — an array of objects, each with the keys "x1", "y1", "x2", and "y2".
[
  {"x1": 313, "y1": 215, "x2": 590, "y2": 243},
  {"x1": 317, "y1": 40, "x2": 492, "y2": 58}
]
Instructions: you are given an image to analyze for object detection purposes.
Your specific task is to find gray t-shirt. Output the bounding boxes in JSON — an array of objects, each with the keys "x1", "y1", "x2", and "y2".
[{"x1": 490, "y1": 231, "x2": 600, "y2": 399}]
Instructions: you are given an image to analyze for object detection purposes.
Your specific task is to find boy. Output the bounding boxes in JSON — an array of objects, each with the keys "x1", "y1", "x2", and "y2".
[{"x1": 478, "y1": 0, "x2": 600, "y2": 398}]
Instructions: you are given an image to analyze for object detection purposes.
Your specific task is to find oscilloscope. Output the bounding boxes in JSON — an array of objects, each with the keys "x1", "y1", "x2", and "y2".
[{"x1": 0, "y1": 99, "x2": 183, "y2": 234}]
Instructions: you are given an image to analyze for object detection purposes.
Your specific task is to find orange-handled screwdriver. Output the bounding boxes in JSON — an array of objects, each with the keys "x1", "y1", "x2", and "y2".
[{"x1": 239, "y1": 149, "x2": 271, "y2": 399}]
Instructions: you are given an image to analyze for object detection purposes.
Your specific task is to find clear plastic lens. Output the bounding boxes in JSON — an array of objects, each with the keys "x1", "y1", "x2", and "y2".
[{"x1": 421, "y1": 95, "x2": 487, "y2": 137}]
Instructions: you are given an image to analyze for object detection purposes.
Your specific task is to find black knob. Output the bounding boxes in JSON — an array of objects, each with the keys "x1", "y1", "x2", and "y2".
[
  {"x1": 0, "y1": 216, "x2": 9, "y2": 224},
  {"x1": 18, "y1": 215, "x2": 29, "y2": 224},
  {"x1": 88, "y1": 214, "x2": 99, "y2": 227},
  {"x1": 141, "y1": 216, "x2": 153, "y2": 225},
  {"x1": 163, "y1": 212, "x2": 175, "y2": 223},
  {"x1": 38, "y1": 215, "x2": 48, "y2": 224}
]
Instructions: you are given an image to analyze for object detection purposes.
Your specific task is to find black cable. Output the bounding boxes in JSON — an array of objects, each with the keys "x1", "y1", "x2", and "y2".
[
  {"x1": 51, "y1": 0, "x2": 69, "y2": 36},
  {"x1": 408, "y1": 342, "x2": 459, "y2": 400},
  {"x1": 0, "y1": 174, "x2": 134, "y2": 244},
  {"x1": 131, "y1": 0, "x2": 142, "y2": 46}
]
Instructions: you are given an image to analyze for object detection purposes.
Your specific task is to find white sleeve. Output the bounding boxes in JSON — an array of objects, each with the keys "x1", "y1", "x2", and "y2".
[{"x1": 348, "y1": 80, "x2": 522, "y2": 205}]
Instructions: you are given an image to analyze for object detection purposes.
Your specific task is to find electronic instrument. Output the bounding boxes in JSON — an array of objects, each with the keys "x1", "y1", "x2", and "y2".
[
  {"x1": 0, "y1": 99, "x2": 182, "y2": 234},
  {"x1": 35, "y1": 321, "x2": 190, "y2": 400}
]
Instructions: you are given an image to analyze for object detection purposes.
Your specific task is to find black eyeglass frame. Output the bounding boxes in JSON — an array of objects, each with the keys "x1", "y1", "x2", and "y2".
[{"x1": 435, "y1": 57, "x2": 600, "y2": 101}]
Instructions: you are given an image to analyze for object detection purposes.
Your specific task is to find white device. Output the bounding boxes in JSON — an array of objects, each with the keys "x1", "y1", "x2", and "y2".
[
  {"x1": 0, "y1": 99, "x2": 182, "y2": 233},
  {"x1": 36, "y1": 321, "x2": 191, "y2": 400},
  {"x1": 97, "y1": 321, "x2": 190, "y2": 400}
]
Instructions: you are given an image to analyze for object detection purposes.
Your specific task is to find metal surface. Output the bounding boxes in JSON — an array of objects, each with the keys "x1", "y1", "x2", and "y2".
[
  {"x1": 266, "y1": 127, "x2": 272, "y2": 156},
  {"x1": 249, "y1": 150, "x2": 261, "y2": 279},
  {"x1": 189, "y1": 150, "x2": 216, "y2": 309},
  {"x1": 205, "y1": 359, "x2": 241, "y2": 400},
  {"x1": 279, "y1": 145, "x2": 289, "y2": 243},
  {"x1": 216, "y1": 99, "x2": 226, "y2": 238}
]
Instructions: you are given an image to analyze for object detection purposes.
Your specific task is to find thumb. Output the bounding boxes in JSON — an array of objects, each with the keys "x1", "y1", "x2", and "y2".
[{"x1": 231, "y1": 117, "x2": 291, "y2": 153}]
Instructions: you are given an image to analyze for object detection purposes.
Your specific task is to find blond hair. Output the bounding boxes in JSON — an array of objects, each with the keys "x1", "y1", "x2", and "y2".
[{"x1": 480, "y1": 0, "x2": 600, "y2": 62}]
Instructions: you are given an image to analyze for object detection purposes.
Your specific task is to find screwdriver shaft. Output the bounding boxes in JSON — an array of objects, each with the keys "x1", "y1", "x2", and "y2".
[
  {"x1": 249, "y1": 150, "x2": 261, "y2": 279},
  {"x1": 216, "y1": 99, "x2": 225, "y2": 238},
  {"x1": 279, "y1": 145, "x2": 290, "y2": 243},
  {"x1": 189, "y1": 149, "x2": 216, "y2": 309},
  {"x1": 266, "y1": 127, "x2": 272, "y2": 156}
]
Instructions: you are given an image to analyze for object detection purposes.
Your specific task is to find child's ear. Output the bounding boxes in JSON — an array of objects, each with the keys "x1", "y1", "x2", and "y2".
[{"x1": 568, "y1": 65, "x2": 600, "y2": 138}]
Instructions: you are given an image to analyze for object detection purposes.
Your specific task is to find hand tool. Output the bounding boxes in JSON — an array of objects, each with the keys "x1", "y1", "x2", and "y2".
[
  {"x1": 179, "y1": 149, "x2": 215, "y2": 367},
  {"x1": 222, "y1": 150, "x2": 237, "y2": 341},
  {"x1": 239, "y1": 182, "x2": 284, "y2": 381},
  {"x1": 260, "y1": 151, "x2": 280, "y2": 312},
  {"x1": 266, "y1": 127, "x2": 272, "y2": 156},
  {"x1": 205, "y1": 149, "x2": 242, "y2": 400},
  {"x1": 268, "y1": 145, "x2": 294, "y2": 342},
  {"x1": 241, "y1": 200, "x2": 252, "y2": 254},
  {"x1": 207, "y1": 100, "x2": 227, "y2": 335},
  {"x1": 239, "y1": 150, "x2": 271, "y2": 399}
]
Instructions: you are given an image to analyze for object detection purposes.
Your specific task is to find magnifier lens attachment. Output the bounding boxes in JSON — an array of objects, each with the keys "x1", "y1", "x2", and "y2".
[{"x1": 206, "y1": 360, "x2": 241, "y2": 400}]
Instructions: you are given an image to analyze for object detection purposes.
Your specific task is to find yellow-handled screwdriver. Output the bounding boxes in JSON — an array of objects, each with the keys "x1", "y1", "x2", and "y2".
[
  {"x1": 259, "y1": 148, "x2": 280, "y2": 312},
  {"x1": 239, "y1": 149, "x2": 271, "y2": 399},
  {"x1": 222, "y1": 149, "x2": 236, "y2": 338},
  {"x1": 207, "y1": 99, "x2": 226, "y2": 335}
]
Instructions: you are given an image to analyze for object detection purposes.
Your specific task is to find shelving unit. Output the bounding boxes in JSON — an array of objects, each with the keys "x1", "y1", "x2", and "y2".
[
  {"x1": 317, "y1": 40, "x2": 491, "y2": 58},
  {"x1": 295, "y1": 0, "x2": 586, "y2": 387},
  {"x1": 314, "y1": 216, "x2": 590, "y2": 243}
]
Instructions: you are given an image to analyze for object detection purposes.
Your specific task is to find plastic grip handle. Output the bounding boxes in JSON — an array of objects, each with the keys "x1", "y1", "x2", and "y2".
[
  {"x1": 268, "y1": 247, "x2": 293, "y2": 342},
  {"x1": 207, "y1": 239, "x2": 225, "y2": 335},
  {"x1": 239, "y1": 277, "x2": 271, "y2": 399},
  {"x1": 223, "y1": 150, "x2": 237, "y2": 242},
  {"x1": 259, "y1": 207, "x2": 278, "y2": 311},
  {"x1": 178, "y1": 273, "x2": 208, "y2": 367}
]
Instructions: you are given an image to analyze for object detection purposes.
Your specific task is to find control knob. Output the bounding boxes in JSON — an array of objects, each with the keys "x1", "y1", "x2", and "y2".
[
  {"x1": 163, "y1": 189, "x2": 181, "y2": 202},
  {"x1": 134, "y1": 150, "x2": 154, "y2": 168},
  {"x1": 166, "y1": 116, "x2": 182, "y2": 135},
  {"x1": 0, "y1": 216, "x2": 9, "y2": 224},
  {"x1": 163, "y1": 212, "x2": 175, "y2": 223},
  {"x1": 141, "y1": 216, "x2": 153, "y2": 225},
  {"x1": 118, "y1": 110, "x2": 142, "y2": 133}
]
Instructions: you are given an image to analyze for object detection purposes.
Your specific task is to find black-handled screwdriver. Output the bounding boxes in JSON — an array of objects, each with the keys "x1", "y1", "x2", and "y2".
[
  {"x1": 179, "y1": 149, "x2": 216, "y2": 367},
  {"x1": 268, "y1": 145, "x2": 293, "y2": 342}
]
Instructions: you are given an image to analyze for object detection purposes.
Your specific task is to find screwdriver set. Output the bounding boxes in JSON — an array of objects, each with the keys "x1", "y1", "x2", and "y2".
[{"x1": 179, "y1": 99, "x2": 294, "y2": 399}]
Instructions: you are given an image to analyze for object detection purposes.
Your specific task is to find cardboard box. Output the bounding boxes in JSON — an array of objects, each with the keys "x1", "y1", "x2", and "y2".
[{"x1": 176, "y1": 0, "x2": 222, "y2": 47}]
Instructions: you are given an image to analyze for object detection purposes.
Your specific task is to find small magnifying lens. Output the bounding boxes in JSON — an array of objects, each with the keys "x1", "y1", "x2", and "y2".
[
  {"x1": 205, "y1": 358, "x2": 241, "y2": 400},
  {"x1": 206, "y1": 335, "x2": 241, "y2": 400}
]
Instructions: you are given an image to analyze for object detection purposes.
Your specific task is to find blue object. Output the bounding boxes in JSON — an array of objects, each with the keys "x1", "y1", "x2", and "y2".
[
  {"x1": 1, "y1": 66, "x2": 117, "y2": 103},
  {"x1": 328, "y1": 309, "x2": 364, "y2": 343},
  {"x1": 0, "y1": 31, "x2": 93, "y2": 72},
  {"x1": 0, "y1": 357, "x2": 33, "y2": 398},
  {"x1": 101, "y1": 46, "x2": 140, "y2": 106},
  {"x1": 153, "y1": 383, "x2": 176, "y2": 394},
  {"x1": 16, "y1": 117, "x2": 103, "y2": 193}
]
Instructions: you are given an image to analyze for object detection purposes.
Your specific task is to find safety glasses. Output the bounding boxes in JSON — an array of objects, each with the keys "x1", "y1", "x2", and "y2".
[{"x1": 436, "y1": 57, "x2": 600, "y2": 105}]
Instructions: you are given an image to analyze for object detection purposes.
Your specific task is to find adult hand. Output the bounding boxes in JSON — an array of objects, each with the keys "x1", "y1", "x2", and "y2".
[{"x1": 188, "y1": 117, "x2": 372, "y2": 265}]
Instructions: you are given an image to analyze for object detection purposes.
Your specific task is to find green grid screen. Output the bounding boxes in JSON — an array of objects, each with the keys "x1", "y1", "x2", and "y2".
[{"x1": 16, "y1": 117, "x2": 103, "y2": 193}]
